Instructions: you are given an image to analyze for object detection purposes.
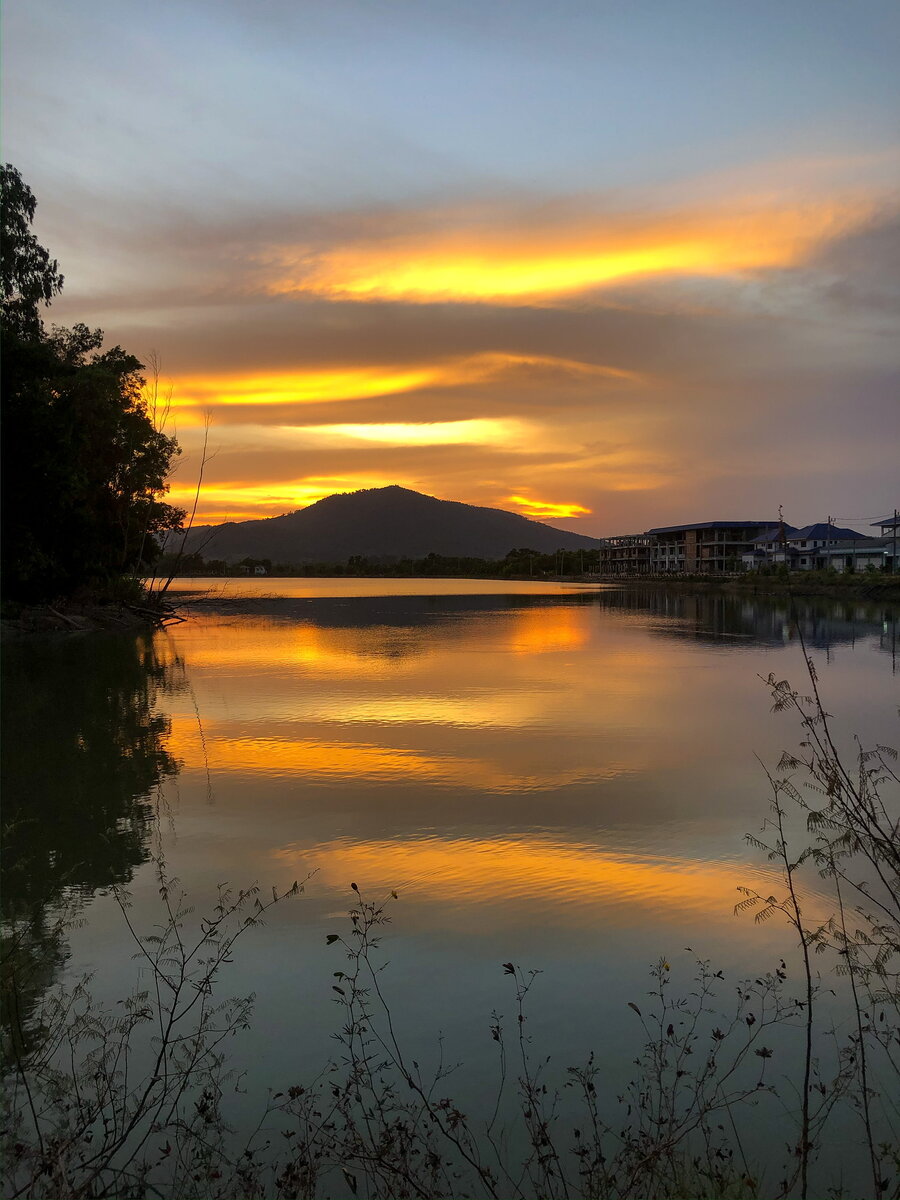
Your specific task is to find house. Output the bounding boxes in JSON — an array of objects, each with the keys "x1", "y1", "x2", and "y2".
[
  {"x1": 741, "y1": 519, "x2": 896, "y2": 573},
  {"x1": 645, "y1": 521, "x2": 781, "y2": 573},
  {"x1": 872, "y1": 514, "x2": 899, "y2": 538},
  {"x1": 741, "y1": 524, "x2": 800, "y2": 571},
  {"x1": 816, "y1": 539, "x2": 895, "y2": 572},
  {"x1": 786, "y1": 523, "x2": 866, "y2": 571}
]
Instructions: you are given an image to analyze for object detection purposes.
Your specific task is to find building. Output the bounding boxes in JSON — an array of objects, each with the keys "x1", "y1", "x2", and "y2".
[
  {"x1": 596, "y1": 534, "x2": 652, "y2": 574},
  {"x1": 741, "y1": 518, "x2": 897, "y2": 573},
  {"x1": 786, "y1": 523, "x2": 867, "y2": 570},
  {"x1": 741, "y1": 525, "x2": 801, "y2": 571},
  {"x1": 645, "y1": 521, "x2": 781, "y2": 573},
  {"x1": 815, "y1": 539, "x2": 895, "y2": 572},
  {"x1": 598, "y1": 510, "x2": 897, "y2": 577}
]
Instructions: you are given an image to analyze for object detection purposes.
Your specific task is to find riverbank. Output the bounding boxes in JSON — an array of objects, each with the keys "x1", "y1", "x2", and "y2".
[
  {"x1": 590, "y1": 572, "x2": 900, "y2": 602},
  {"x1": 163, "y1": 570, "x2": 900, "y2": 606},
  {"x1": 0, "y1": 594, "x2": 182, "y2": 637}
]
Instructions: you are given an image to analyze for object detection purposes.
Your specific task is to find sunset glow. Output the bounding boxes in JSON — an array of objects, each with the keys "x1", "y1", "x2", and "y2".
[
  {"x1": 170, "y1": 353, "x2": 638, "y2": 411},
  {"x1": 266, "y1": 203, "x2": 868, "y2": 305},
  {"x1": 507, "y1": 495, "x2": 592, "y2": 520},
  {"x1": 163, "y1": 478, "x2": 382, "y2": 522},
  {"x1": 13, "y1": 0, "x2": 897, "y2": 532},
  {"x1": 7, "y1": 12, "x2": 899, "y2": 1197}
]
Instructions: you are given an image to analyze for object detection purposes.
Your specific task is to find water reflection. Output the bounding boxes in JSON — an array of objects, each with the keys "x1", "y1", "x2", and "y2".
[
  {"x1": 607, "y1": 587, "x2": 898, "y2": 656},
  {"x1": 272, "y1": 833, "x2": 788, "y2": 928},
  {"x1": 163, "y1": 592, "x2": 894, "y2": 798},
  {"x1": 148, "y1": 586, "x2": 895, "y2": 959},
  {"x1": 173, "y1": 582, "x2": 897, "y2": 658},
  {"x1": 1, "y1": 634, "x2": 183, "y2": 1057},
  {"x1": 6, "y1": 585, "x2": 895, "y2": 1072}
]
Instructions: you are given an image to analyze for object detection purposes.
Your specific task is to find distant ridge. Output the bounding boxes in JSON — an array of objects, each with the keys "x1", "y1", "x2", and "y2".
[{"x1": 179, "y1": 485, "x2": 603, "y2": 563}]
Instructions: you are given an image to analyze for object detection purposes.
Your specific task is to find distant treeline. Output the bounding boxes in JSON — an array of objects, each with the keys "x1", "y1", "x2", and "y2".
[{"x1": 153, "y1": 547, "x2": 601, "y2": 579}]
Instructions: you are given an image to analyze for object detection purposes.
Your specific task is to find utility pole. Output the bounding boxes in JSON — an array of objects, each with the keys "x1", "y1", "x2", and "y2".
[
  {"x1": 893, "y1": 508, "x2": 898, "y2": 575},
  {"x1": 778, "y1": 504, "x2": 787, "y2": 564}
]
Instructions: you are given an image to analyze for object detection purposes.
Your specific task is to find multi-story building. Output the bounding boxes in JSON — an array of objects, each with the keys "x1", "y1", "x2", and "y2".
[
  {"x1": 646, "y1": 521, "x2": 780, "y2": 573},
  {"x1": 595, "y1": 512, "x2": 897, "y2": 576},
  {"x1": 595, "y1": 534, "x2": 652, "y2": 574}
]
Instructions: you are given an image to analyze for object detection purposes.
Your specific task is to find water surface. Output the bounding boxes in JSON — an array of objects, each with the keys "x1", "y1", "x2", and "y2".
[{"x1": 3, "y1": 579, "x2": 897, "y2": 1184}]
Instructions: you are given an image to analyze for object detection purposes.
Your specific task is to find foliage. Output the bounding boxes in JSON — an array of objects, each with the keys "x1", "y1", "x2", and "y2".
[
  {"x1": 0, "y1": 165, "x2": 63, "y2": 339},
  {"x1": 738, "y1": 661, "x2": 899, "y2": 1199},
  {"x1": 3, "y1": 873, "x2": 788, "y2": 1200},
  {"x1": 0, "y1": 165, "x2": 183, "y2": 602},
  {"x1": 2, "y1": 858, "x2": 303, "y2": 1199},
  {"x1": 1, "y1": 465, "x2": 897, "y2": 1196},
  {"x1": 3, "y1": 719, "x2": 898, "y2": 1198}
]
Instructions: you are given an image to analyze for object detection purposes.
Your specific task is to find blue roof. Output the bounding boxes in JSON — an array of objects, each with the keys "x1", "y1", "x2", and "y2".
[
  {"x1": 872, "y1": 515, "x2": 899, "y2": 528},
  {"x1": 646, "y1": 521, "x2": 779, "y2": 535},
  {"x1": 752, "y1": 525, "x2": 800, "y2": 544},
  {"x1": 790, "y1": 523, "x2": 866, "y2": 540}
]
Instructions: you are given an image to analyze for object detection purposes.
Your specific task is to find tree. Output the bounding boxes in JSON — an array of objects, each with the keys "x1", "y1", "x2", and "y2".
[
  {"x1": 1, "y1": 165, "x2": 184, "y2": 601},
  {"x1": 0, "y1": 165, "x2": 63, "y2": 338}
]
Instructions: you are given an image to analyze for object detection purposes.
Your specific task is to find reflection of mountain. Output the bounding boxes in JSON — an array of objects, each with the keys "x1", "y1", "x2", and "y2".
[
  {"x1": 1, "y1": 633, "x2": 182, "y2": 1059},
  {"x1": 182, "y1": 484, "x2": 603, "y2": 562},
  {"x1": 184, "y1": 587, "x2": 896, "y2": 655}
]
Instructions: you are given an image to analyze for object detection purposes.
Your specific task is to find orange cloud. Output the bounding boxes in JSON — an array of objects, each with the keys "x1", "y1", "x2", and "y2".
[
  {"x1": 164, "y1": 477, "x2": 392, "y2": 524},
  {"x1": 507, "y1": 494, "x2": 592, "y2": 520},
  {"x1": 170, "y1": 352, "x2": 637, "y2": 411},
  {"x1": 264, "y1": 202, "x2": 869, "y2": 305}
]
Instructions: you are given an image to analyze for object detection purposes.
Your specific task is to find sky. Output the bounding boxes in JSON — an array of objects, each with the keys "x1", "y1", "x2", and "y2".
[{"x1": 5, "y1": 0, "x2": 899, "y2": 535}]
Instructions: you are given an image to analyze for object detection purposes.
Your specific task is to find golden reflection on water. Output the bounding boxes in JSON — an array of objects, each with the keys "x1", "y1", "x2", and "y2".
[
  {"x1": 170, "y1": 719, "x2": 627, "y2": 791},
  {"x1": 164, "y1": 602, "x2": 728, "y2": 802},
  {"x1": 504, "y1": 605, "x2": 590, "y2": 654},
  {"x1": 278, "y1": 840, "x2": 744, "y2": 921},
  {"x1": 179, "y1": 604, "x2": 596, "y2": 672},
  {"x1": 272, "y1": 834, "x2": 763, "y2": 927},
  {"x1": 156, "y1": 588, "x2": 884, "y2": 949}
]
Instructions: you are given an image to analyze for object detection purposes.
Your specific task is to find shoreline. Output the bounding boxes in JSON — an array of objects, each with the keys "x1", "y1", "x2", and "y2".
[
  {"x1": 5, "y1": 574, "x2": 896, "y2": 636},
  {"x1": 0, "y1": 596, "x2": 181, "y2": 638},
  {"x1": 165, "y1": 572, "x2": 900, "y2": 604},
  {"x1": 589, "y1": 575, "x2": 900, "y2": 602}
]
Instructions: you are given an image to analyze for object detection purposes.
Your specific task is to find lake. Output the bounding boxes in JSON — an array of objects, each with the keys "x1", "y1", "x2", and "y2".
[{"x1": 3, "y1": 579, "x2": 897, "y2": 1195}]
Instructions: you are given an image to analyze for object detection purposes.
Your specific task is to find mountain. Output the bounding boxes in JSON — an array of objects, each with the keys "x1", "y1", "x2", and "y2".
[{"x1": 178, "y1": 486, "x2": 603, "y2": 563}]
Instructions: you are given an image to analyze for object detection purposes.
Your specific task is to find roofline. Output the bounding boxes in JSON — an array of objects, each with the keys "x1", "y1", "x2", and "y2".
[{"x1": 645, "y1": 521, "x2": 780, "y2": 535}]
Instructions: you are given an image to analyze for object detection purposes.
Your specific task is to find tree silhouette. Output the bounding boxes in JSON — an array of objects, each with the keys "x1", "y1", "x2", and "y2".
[{"x1": 1, "y1": 165, "x2": 183, "y2": 601}]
